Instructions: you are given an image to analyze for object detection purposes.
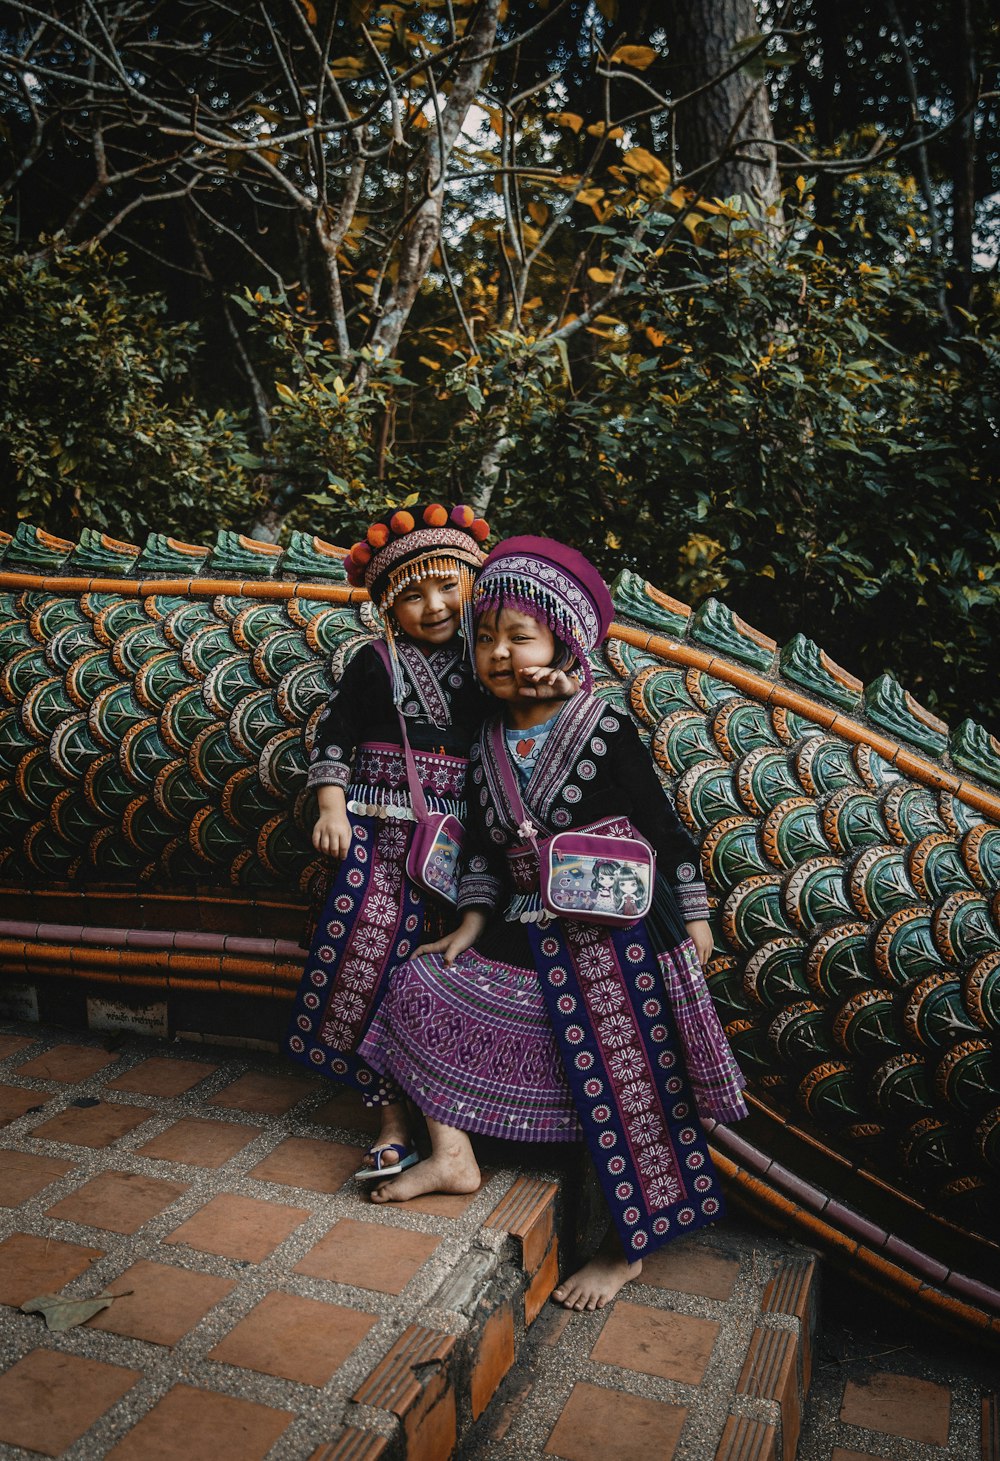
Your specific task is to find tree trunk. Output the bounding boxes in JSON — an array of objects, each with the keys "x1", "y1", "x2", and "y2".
[{"x1": 663, "y1": 0, "x2": 781, "y2": 208}]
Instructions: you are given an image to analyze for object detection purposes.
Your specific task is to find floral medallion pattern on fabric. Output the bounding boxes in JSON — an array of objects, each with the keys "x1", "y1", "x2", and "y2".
[{"x1": 529, "y1": 912, "x2": 726, "y2": 1254}]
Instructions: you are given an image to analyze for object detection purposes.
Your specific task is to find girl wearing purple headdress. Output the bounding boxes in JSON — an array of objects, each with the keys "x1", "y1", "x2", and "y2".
[{"x1": 358, "y1": 537, "x2": 747, "y2": 1310}]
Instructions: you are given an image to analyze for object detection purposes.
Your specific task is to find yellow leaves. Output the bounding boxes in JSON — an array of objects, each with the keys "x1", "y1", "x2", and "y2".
[
  {"x1": 586, "y1": 121, "x2": 625, "y2": 140},
  {"x1": 682, "y1": 213, "x2": 707, "y2": 236},
  {"x1": 697, "y1": 198, "x2": 745, "y2": 220},
  {"x1": 298, "y1": 0, "x2": 317, "y2": 23},
  {"x1": 575, "y1": 187, "x2": 605, "y2": 207},
  {"x1": 795, "y1": 174, "x2": 807, "y2": 196},
  {"x1": 275, "y1": 382, "x2": 297, "y2": 404},
  {"x1": 522, "y1": 296, "x2": 543, "y2": 311},
  {"x1": 622, "y1": 147, "x2": 670, "y2": 191},
  {"x1": 332, "y1": 375, "x2": 347, "y2": 397},
  {"x1": 330, "y1": 56, "x2": 367, "y2": 79},
  {"x1": 608, "y1": 44, "x2": 658, "y2": 70},
  {"x1": 418, "y1": 356, "x2": 441, "y2": 371},
  {"x1": 645, "y1": 326, "x2": 667, "y2": 348},
  {"x1": 587, "y1": 267, "x2": 616, "y2": 285},
  {"x1": 527, "y1": 201, "x2": 549, "y2": 226},
  {"x1": 547, "y1": 111, "x2": 583, "y2": 134},
  {"x1": 483, "y1": 105, "x2": 504, "y2": 137}
]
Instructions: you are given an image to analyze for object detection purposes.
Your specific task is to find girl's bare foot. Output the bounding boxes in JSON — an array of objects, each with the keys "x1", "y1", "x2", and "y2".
[
  {"x1": 370, "y1": 1147, "x2": 481, "y2": 1204},
  {"x1": 552, "y1": 1253, "x2": 641, "y2": 1311},
  {"x1": 553, "y1": 1227, "x2": 641, "y2": 1311}
]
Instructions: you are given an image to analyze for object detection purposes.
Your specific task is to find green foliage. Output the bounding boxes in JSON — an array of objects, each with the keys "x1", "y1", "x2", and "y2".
[
  {"x1": 0, "y1": 238, "x2": 254, "y2": 541},
  {"x1": 429, "y1": 196, "x2": 1000, "y2": 725},
  {"x1": 234, "y1": 288, "x2": 420, "y2": 540}
]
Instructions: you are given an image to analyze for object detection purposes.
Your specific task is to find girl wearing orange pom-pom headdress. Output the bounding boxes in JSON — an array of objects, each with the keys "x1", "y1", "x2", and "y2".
[{"x1": 287, "y1": 502, "x2": 493, "y2": 1179}]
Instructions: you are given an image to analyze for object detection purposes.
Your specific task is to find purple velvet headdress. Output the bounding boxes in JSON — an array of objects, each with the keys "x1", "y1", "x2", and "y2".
[{"x1": 473, "y1": 536, "x2": 614, "y2": 689}]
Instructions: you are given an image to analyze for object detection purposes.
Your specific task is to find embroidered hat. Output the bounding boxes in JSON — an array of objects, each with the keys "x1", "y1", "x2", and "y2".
[
  {"x1": 345, "y1": 502, "x2": 489, "y2": 604},
  {"x1": 473, "y1": 536, "x2": 614, "y2": 689}
]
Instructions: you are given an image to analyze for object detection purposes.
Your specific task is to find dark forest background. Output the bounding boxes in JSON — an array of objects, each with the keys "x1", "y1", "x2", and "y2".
[{"x1": 1, "y1": 0, "x2": 998, "y2": 723}]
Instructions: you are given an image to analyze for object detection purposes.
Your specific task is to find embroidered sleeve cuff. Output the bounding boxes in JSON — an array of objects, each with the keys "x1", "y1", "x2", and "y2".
[
  {"x1": 458, "y1": 873, "x2": 503, "y2": 912},
  {"x1": 674, "y1": 878, "x2": 710, "y2": 921},
  {"x1": 306, "y1": 761, "x2": 351, "y2": 790}
]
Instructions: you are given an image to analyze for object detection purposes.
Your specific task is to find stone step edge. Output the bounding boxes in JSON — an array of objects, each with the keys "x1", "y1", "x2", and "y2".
[
  {"x1": 310, "y1": 1175, "x2": 560, "y2": 1460},
  {"x1": 713, "y1": 1251, "x2": 820, "y2": 1461}
]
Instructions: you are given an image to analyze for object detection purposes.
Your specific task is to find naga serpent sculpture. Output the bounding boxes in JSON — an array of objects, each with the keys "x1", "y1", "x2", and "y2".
[{"x1": 1, "y1": 520, "x2": 999, "y2": 1341}]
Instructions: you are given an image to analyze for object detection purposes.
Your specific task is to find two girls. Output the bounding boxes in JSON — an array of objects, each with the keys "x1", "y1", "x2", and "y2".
[{"x1": 287, "y1": 508, "x2": 574, "y2": 1179}]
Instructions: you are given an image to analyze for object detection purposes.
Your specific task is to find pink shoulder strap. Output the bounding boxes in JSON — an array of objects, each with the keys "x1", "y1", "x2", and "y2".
[{"x1": 372, "y1": 640, "x2": 429, "y2": 823}]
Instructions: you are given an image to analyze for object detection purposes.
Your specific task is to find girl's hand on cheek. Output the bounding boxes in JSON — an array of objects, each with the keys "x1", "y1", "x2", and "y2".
[{"x1": 518, "y1": 665, "x2": 580, "y2": 700}]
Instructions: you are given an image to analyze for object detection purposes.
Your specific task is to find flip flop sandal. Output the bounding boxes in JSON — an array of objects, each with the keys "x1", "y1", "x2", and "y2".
[{"x1": 354, "y1": 1142, "x2": 420, "y2": 1181}]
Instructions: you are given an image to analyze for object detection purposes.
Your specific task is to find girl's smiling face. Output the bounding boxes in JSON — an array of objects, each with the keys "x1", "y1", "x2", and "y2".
[
  {"x1": 391, "y1": 574, "x2": 463, "y2": 645},
  {"x1": 474, "y1": 608, "x2": 558, "y2": 702}
]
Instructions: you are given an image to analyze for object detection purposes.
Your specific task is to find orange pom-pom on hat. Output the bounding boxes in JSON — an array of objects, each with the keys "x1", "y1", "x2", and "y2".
[
  {"x1": 345, "y1": 540, "x2": 372, "y2": 587},
  {"x1": 348, "y1": 501, "x2": 488, "y2": 604}
]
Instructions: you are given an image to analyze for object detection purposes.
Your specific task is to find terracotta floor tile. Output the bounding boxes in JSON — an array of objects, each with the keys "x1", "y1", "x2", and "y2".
[
  {"x1": 0, "y1": 1148, "x2": 73, "y2": 1206},
  {"x1": 0, "y1": 1348, "x2": 141, "y2": 1456},
  {"x1": 0, "y1": 1080, "x2": 50, "y2": 1125},
  {"x1": 640, "y1": 1241, "x2": 740, "y2": 1301},
  {"x1": 32, "y1": 1101, "x2": 153, "y2": 1148},
  {"x1": 0, "y1": 1231, "x2": 104, "y2": 1307},
  {"x1": 840, "y1": 1372, "x2": 951, "y2": 1445},
  {"x1": 544, "y1": 1380, "x2": 687, "y2": 1461},
  {"x1": 590, "y1": 1301, "x2": 718, "y2": 1385},
  {"x1": 295, "y1": 1217, "x2": 441, "y2": 1294},
  {"x1": 312, "y1": 1090, "x2": 382, "y2": 1136},
  {"x1": 106, "y1": 1383, "x2": 293, "y2": 1461},
  {"x1": 17, "y1": 1044, "x2": 118, "y2": 1082},
  {"x1": 208, "y1": 1291, "x2": 377, "y2": 1386},
  {"x1": 107, "y1": 1056, "x2": 218, "y2": 1097},
  {"x1": 0, "y1": 1033, "x2": 34, "y2": 1060},
  {"x1": 137, "y1": 1116, "x2": 263, "y2": 1168},
  {"x1": 249, "y1": 1134, "x2": 359, "y2": 1192},
  {"x1": 208, "y1": 1070, "x2": 315, "y2": 1116},
  {"x1": 165, "y1": 1193, "x2": 310, "y2": 1262},
  {"x1": 46, "y1": 1171, "x2": 188, "y2": 1233},
  {"x1": 89, "y1": 1259, "x2": 236, "y2": 1345}
]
